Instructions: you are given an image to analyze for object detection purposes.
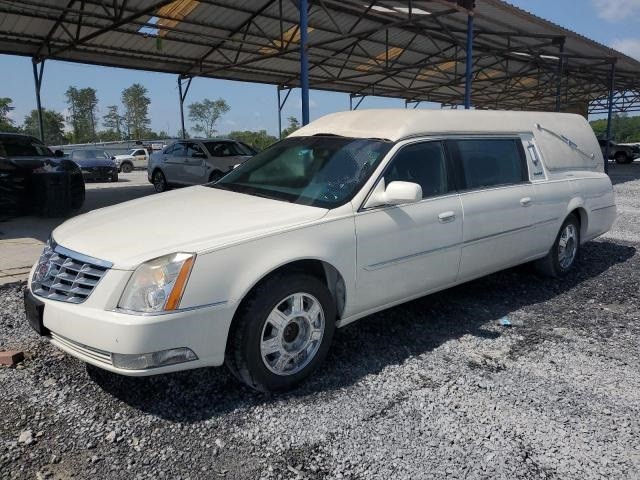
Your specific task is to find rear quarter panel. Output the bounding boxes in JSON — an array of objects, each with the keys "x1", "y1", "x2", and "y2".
[{"x1": 570, "y1": 174, "x2": 616, "y2": 242}]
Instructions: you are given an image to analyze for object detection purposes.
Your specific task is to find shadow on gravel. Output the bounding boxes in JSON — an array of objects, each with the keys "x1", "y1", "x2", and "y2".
[{"x1": 90, "y1": 240, "x2": 636, "y2": 422}]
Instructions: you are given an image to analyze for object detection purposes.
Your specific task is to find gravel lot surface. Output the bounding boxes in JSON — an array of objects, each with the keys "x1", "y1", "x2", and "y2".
[{"x1": 1, "y1": 164, "x2": 639, "y2": 479}]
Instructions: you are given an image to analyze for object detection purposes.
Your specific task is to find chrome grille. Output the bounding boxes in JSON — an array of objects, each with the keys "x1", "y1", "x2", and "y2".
[{"x1": 32, "y1": 242, "x2": 111, "y2": 304}]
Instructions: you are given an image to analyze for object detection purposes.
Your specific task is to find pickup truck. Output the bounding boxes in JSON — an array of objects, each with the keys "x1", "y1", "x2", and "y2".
[
  {"x1": 114, "y1": 148, "x2": 150, "y2": 173},
  {"x1": 598, "y1": 139, "x2": 638, "y2": 164}
]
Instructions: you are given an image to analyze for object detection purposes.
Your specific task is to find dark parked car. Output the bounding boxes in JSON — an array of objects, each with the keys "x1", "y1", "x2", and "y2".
[
  {"x1": 70, "y1": 149, "x2": 119, "y2": 182},
  {"x1": 598, "y1": 139, "x2": 637, "y2": 164},
  {"x1": 0, "y1": 133, "x2": 85, "y2": 219}
]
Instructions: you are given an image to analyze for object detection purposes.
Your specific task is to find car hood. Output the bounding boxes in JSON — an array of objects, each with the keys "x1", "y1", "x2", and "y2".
[
  {"x1": 52, "y1": 186, "x2": 328, "y2": 269},
  {"x1": 75, "y1": 158, "x2": 115, "y2": 168},
  {"x1": 114, "y1": 154, "x2": 134, "y2": 160}
]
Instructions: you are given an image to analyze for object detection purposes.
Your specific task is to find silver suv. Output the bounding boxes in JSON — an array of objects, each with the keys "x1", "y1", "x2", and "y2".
[{"x1": 148, "y1": 139, "x2": 256, "y2": 192}]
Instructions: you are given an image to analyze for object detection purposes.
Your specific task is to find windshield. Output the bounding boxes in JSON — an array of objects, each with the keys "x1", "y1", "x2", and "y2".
[
  {"x1": 0, "y1": 136, "x2": 54, "y2": 157},
  {"x1": 213, "y1": 136, "x2": 392, "y2": 208}
]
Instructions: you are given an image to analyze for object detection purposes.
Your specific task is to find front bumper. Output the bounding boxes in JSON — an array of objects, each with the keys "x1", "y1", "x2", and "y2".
[
  {"x1": 28, "y1": 287, "x2": 235, "y2": 376},
  {"x1": 81, "y1": 167, "x2": 116, "y2": 181}
]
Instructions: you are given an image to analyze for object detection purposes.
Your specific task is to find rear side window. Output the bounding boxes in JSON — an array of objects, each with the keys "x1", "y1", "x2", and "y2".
[
  {"x1": 383, "y1": 141, "x2": 450, "y2": 198},
  {"x1": 451, "y1": 139, "x2": 527, "y2": 190}
]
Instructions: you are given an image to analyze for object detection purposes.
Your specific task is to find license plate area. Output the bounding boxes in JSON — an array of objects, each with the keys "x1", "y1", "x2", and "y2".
[{"x1": 24, "y1": 290, "x2": 47, "y2": 336}]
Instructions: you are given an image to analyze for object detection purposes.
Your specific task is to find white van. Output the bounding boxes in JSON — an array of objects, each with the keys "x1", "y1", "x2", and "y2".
[{"x1": 25, "y1": 110, "x2": 615, "y2": 392}]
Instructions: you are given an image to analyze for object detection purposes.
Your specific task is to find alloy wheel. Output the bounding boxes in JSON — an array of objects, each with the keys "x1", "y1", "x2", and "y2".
[{"x1": 260, "y1": 293, "x2": 325, "y2": 376}]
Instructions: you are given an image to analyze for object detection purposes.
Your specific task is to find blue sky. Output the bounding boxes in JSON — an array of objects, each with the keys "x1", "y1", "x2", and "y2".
[{"x1": 2, "y1": 0, "x2": 639, "y2": 136}]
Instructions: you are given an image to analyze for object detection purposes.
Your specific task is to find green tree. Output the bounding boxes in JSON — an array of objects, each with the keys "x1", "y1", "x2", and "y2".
[
  {"x1": 0, "y1": 97, "x2": 19, "y2": 132},
  {"x1": 188, "y1": 98, "x2": 230, "y2": 137},
  {"x1": 65, "y1": 86, "x2": 98, "y2": 143},
  {"x1": 122, "y1": 83, "x2": 151, "y2": 140},
  {"x1": 23, "y1": 109, "x2": 66, "y2": 145},
  {"x1": 590, "y1": 113, "x2": 640, "y2": 143},
  {"x1": 281, "y1": 116, "x2": 300, "y2": 137},
  {"x1": 102, "y1": 105, "x2": 125, "y2": 140},
  {"x1": 96, "y1": 130, "x2": 122, "y2": 142},
  {"x1": 228, "y1": 129, "x2": 278, "y2": 151}
]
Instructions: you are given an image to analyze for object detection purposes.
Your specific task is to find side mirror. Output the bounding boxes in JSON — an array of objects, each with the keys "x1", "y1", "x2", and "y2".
[
  {"x1": 365, "y1": 181, "x2": 422, "y2": 208},
  {"x1": 54, "y1": 149, "x2": 64, "y2": 158},
  {"x1": 192, "y1": 152, "x2": 206, "y2": 158}
]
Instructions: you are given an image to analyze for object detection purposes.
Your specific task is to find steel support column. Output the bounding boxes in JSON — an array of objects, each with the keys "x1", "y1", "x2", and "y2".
[
  {"x1": 299, "y1": 0, "x2": 310, "y2": 125},
  {"x1": 277, "y1": 85, "x2": 292, "y2": 139},
  {"x1": 178, "y1": 75, "x2": 192, "y2": 139},
  {"x1": 464, "y1": 12, "x2": 474, "y2": 109},
  {"x1": 555, "y1": 38, "x2": 565, "y2": 112},
  {"x1": 32, "y1": 59, "x2": 45, "y2": 142},
  {"x1": 604, "y1": 61, "x2": 616, "y2": 174}
]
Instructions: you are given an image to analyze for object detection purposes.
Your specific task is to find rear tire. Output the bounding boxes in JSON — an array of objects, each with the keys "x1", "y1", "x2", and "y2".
[
  {"x1": 226, "y1": 273, "x2": 335, "y2": 392},
  {"x1": 535, "y1": 214, "x2": 580, "y2": 277},
  {"x1": 121, "y1": 162, "x2": 133, "y2": 173},
  {"x1": 614, "y1": 152, "x2": 631, "y2": 164},
  {"x1": 152, "y1": 169, "x2": 168, "y2": 193}
]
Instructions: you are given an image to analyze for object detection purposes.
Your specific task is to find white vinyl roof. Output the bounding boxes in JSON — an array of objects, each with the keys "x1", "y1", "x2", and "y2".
[
  {"x1": 290, "y1": 108, "x2": 587, "y2": 141},
  {"x1": 291, "y1": 109, "x2": 602, "y2": 171},
  {"x1": 0, "y1": 0, "x2": 639, "y2": 112}
]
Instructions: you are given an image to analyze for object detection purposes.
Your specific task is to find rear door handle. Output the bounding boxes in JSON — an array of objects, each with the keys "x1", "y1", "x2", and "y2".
[
  {"x1": 520, "y1": 197, "x2": 532, "y2": 207},
  {"x1": 438, "y1": 211, "x2": 456, "y2": 223}
]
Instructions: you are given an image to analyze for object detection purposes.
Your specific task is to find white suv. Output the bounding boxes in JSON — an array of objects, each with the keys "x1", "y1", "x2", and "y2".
[
  {"x1": 147, "y1": 139, "x2": 256, "y2": 192},
  {"x1": 25, "y1": 110, "x2": 615, "y2": 392}
]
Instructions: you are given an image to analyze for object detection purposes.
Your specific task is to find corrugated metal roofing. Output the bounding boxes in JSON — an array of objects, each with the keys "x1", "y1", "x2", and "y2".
[{"x1": 0, "y1": 0, "x2": 638, "y2": 112}]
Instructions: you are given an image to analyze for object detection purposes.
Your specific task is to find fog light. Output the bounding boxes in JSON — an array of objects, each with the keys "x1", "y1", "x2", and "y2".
[{"x1": 111, "y1": 348, "x2": 198, "y2": 370}]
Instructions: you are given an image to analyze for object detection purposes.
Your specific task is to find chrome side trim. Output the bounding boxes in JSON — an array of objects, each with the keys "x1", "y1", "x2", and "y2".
[
  {"x1": 364, "y1": 217, "x2": 559, "y2": 270},
  {"x1": 364, "y1": 242, "x2": 461, "y2": 271},
  {"x1": 591, "y1": 204, "x2": 616, "y2": 213},
  {"x1": 464, "y1": 217, "x2": 559, "y2": 245},
  {"x1": 115, "y1": 300, "x2": 228, "y2": 316},
  {"x1": 54, "y1": 243, "x2": 114, "y2": 269}
]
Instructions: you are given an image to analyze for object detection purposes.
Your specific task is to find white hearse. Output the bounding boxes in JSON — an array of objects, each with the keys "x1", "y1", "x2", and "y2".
[{"x1": 25, "y1": 110, "x2": 616, "y2": 392}]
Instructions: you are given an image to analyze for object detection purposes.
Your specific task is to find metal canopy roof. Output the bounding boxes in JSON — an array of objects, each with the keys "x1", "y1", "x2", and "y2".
[{"x1": 1, "y1": 0, "x2": 639, "y2": 113}]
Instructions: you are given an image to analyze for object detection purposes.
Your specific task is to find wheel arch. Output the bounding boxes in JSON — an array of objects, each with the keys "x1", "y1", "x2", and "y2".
[
  {"x1": 566, "y1": 203, "x2": 588, "y2": 242},
  {"x1": 232, "y1": 258, "x2": 347, "y2": 323}
]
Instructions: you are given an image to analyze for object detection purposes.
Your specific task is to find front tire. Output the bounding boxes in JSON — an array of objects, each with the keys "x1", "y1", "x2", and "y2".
[
  {"x1": 614, "y1": 152, "x2": 632, "y2": 164},
  {"x1": 535, "y1": 214, "x2": 580, "y2": 277},
  {"x1": 121, "y1": 162, "x2": 133, "y2": 173},
  {"x1": 226, "y1": 273, "x2": 336, "y2": 392},
  {"x1": 152, "y1": 169, "x2": 168, "y2": 193}
]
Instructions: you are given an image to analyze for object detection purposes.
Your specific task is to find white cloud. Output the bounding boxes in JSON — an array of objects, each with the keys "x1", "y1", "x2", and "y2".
[
  {"x1": 593, "y1": 0, "x2": 640, "y2": 21},
  {"x1": 611, "y1": 38, "x2": 640, "y2": 60}
]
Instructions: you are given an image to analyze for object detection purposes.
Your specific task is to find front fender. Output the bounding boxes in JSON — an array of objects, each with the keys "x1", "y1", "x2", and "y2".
[{"x1": 180, "y1": 216, "x2": 356, "y2": 316}]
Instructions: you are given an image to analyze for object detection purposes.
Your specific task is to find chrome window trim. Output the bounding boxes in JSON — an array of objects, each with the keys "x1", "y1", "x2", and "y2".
[
  {"x1": 357, "y1": 137, "x2": 453, "y2": 213},
  {"x1": 356, "y1": 133, "x2": 534, "y2": 212}
]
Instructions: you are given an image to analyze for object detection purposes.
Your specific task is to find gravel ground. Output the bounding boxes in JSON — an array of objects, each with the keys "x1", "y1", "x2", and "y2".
[{"x1": 1, "y1": 164, "x2": 639, "y2": 480}]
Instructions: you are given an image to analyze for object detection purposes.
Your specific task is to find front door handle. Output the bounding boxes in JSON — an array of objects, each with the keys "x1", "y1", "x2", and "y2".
[
  {"x1": 520, "y1": 197, "x2": 533, "y2": 207},
  {"x1": 438, "y1": 211, "x2": 456, "y2": 223}
]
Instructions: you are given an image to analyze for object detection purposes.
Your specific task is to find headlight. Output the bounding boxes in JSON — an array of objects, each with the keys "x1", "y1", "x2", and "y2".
[
  {"x1": 118, "y1": 253, "x2": 195, "y2": 314},
  {"x1": 33, "y1": 237, "x2": 55, "y2": 283}
]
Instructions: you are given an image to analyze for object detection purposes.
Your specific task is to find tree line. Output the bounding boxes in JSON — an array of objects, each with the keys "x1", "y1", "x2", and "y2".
[
  {"x1": 1, "y1": 86, "x2": 299, "y2": 151},
  {"x1": 590, "y1": 114, "x2": 640, "y2": 143}
]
